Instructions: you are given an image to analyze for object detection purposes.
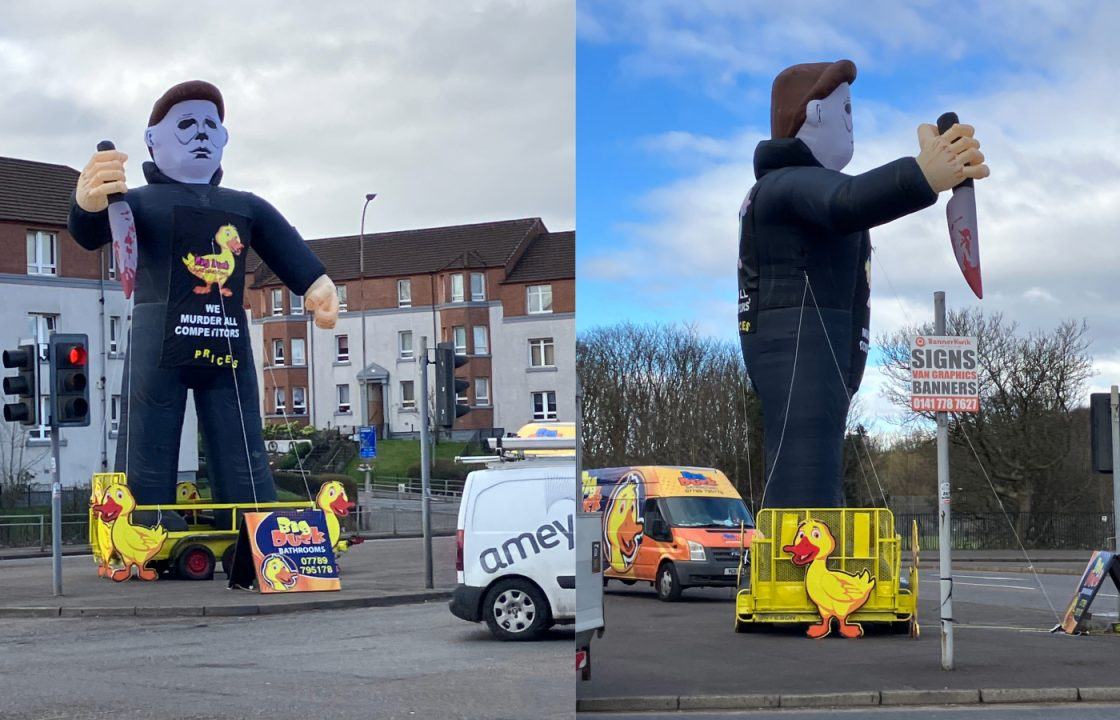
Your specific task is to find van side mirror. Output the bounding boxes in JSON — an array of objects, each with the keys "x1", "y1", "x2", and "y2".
[{"x1": 649, "y1": 517, "x2": 671, "y2": 542}]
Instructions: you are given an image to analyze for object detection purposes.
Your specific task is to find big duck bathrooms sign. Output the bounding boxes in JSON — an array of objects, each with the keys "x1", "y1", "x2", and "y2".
[{"x1": 910, "y1": 335, "x2": 980, "y2": 413}]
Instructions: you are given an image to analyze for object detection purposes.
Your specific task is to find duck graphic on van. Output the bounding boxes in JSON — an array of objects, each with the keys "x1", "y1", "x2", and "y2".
[{"x1": 603, "y1": 472, "x2": 644, "y2": 573}]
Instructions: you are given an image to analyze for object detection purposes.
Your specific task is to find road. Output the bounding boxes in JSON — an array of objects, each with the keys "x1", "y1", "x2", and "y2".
[
  {"x1": 581, "y1": 704, "x2": 1120, "y2": 719},
  {"x1": 0, "y1": 601, "x2": 572, "y2": 720},
  {"x1": 579, "y1": 566, "x2": 1120, "y2": 701}
]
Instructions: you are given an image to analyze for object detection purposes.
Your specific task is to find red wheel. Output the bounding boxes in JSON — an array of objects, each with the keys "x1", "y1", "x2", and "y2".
[{"x1": 175, "y1": 544, "x2": 215, "y2": 581}]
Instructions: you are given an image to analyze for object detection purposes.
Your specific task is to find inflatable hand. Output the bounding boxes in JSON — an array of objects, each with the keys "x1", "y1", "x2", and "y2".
[
  {"x1": 916, "y1": 123, "x2": 989, "y2": 193},
  {"x1": 76, "y1": 149, "x2": 129, "y2": 213},
  {"x1": 304, "y1": 274, "x2": 339, "y2": 329}
]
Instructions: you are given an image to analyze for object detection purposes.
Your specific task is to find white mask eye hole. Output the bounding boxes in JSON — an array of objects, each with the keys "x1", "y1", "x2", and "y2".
[{"x1": 844, "y1": 101, "x2": 851, "y2": 114}]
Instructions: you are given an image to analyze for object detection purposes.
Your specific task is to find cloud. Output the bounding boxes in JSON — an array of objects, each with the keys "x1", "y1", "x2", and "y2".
[{"x1": 0, "y1": 0, "x2": 574, "y2": 237}]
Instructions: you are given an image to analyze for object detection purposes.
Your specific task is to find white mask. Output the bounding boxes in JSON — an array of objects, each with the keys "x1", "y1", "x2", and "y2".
[
  {"x1": 145, "y1": 99, "x2": 228, "y2": 184},
  {"x1": 795, "y1": 82, "x2": 853, "y2": 171}
]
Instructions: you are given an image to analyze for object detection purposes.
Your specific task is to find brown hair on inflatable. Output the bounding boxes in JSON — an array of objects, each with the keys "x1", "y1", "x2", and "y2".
[
  {"x1": 770, "y1": 60, "x2": 857, "y2": 139},
  {"x1": 148, "y1": 80, "x2": 225, "y2": 127}
]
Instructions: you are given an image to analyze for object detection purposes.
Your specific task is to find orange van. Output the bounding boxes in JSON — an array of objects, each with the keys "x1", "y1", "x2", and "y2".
[{"x1": 582, "y1": 466, "x2": 756, "y2": 601}]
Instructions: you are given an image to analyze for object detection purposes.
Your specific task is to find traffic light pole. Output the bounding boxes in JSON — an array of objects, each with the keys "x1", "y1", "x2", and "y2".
[
  {"x1": 51, "y1": 418, "x2": 62, "y2": 596},
  {"x1": 418, "y1": 336, "x2": 434, "y2": 589}
]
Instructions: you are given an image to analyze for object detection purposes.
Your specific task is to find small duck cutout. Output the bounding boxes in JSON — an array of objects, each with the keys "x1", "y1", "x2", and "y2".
[
  {"x1": 176, "y1": 480, "x2": 202, "y2": 524},
  {"x1": 315, "y1": 481, "x2": 356, "y2": 554},
  {"x1": 783, "y1": 519, "x2": 875, "y2": 638},
  {"x1": 182, "y1": 223, "x2": 243, "y2": 297},
  {"x1": 90, "y1": 484, "x2": 168, "y2": 582},
  {"x1": 90, "y1": 477, "x2": 125, "y2": 578}
]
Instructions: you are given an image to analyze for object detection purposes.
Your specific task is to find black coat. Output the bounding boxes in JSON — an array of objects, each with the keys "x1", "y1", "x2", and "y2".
[{"x1": 738, "y1": 138, "x2": 936, "y2": 507}]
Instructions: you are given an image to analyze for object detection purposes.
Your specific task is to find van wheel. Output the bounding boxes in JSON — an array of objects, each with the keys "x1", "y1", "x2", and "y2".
[
  {"x1": 176, "y1": 544, "x2": 215, "y2": 581},
  {"x1": 656, "y1": 562, "x2": 683, "y2": 602},
  {"x1": 484, "y1": 579, "x2": 550, "y2": 641}
]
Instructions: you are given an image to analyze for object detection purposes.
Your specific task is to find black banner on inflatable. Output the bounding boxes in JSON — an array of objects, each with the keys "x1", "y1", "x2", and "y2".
[{"x1": 161, "y1": 206, "x2": 250, "y2": 369}]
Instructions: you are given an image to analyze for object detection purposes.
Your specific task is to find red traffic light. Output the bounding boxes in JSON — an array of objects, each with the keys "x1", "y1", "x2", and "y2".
[{"x1": 66, "y1": 345, "x2": 87, "y2": 367}]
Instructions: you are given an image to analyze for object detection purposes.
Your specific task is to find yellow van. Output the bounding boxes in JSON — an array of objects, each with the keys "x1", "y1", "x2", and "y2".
[{"x1": 582, "y1": 466, "x2": 756, "y2": 601}]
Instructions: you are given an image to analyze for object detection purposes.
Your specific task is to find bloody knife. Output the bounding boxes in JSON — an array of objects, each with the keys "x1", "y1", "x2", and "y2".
[
  {"x1": 936, "y1": 112, "x2": 983, "y2": 299},
  {"x1": 96, "y1": 140, "x2": 137, "y2": 299}
]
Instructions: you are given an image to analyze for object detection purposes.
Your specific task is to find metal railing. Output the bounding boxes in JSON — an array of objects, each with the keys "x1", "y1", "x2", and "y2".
[
  {"x1": 896, "y1": 511, "x2": 1115, "y2": 551},
  {"x1": 0, "y1": 513, "x2": 89, "y2": 550},
  {"x1": 360, "y1": 475, "x2": 465, "y2": 498}
]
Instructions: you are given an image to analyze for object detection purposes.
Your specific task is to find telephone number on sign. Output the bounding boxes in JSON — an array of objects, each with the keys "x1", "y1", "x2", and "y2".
[{"x1": 911, "y1": 397, "x2": 979, "y2": 412}]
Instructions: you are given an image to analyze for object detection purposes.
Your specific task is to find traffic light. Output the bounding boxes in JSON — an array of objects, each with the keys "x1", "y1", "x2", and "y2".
[
  {"x1": 435, "y1": 341, "x2": 470, "y2": 429},
  {"x1": 49, "y1": 334, "x2": 90, "y2": 427},
  {"x1": 2, "y1": 343, "x2": 38, "y2": 425}
]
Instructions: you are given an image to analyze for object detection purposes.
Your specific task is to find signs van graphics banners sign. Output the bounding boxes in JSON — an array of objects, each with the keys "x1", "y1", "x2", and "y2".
[{"x1": 909, "y1": 335, "x2": 979, "y2": 413}]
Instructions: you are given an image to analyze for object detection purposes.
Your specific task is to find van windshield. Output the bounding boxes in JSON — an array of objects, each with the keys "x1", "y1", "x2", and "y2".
[{"x1": 662, "y1": 497, "x2": 754, "y2": 529}]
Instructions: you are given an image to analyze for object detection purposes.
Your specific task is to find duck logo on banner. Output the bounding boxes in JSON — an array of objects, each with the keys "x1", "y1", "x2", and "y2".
[{"x1": 603, "y1": 471, "x2": 645, "y2": 573}]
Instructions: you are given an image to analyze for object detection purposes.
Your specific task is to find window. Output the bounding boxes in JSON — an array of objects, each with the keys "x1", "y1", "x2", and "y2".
[
  {"x1": 31, "y1": 396, "x2": 51, "y2": 440},
  {"x1": 456, "y1": 383, "x2": 469, "y2": 405},
  {"x1": 471, "y1": 272, "x2": 486, "y2": 301},
  {"x1": 336, "y1": 335, "x2": 349, "y2": 362},
  {"x1": 30, "y1": 313, "x2": 57, "y2": 362},
  {"x1": 274, "y1": 387, "x2": 287, "y2": 414},
  {"x1": 271, "y1": 289, "x2": 283, "y2": 316},
  {"x1": 109, "y1": 316, "x2": 122, "y2": 354},
  {"x1": 26, "y1": 231, "x2": 57, "y2": 276},
  {"x1": 291, "y1": 338, "x2": 306, "y2": 366},
  {"x1": 111, "y1": 395, "x2": 121, "y2": 433},
  {"x1": 450, "y1": 273, "x2": 464, "y2": 303},
  {"x1": 398, "y1": 330, "x2": 413, "y2": 359},
  {"x1": 336, "y1": 384, "x2": 351, "y2": 413},
  {"x1": 397, "y1": 279, "x2": 412, "y2": 307},
  {"x1": 108, "y1": 247, "x2": 117, "y2": 279},
  {"x1": 290, "y1": 291, "x2": 304, "y2": 315},
  {"x1": 400, "y1": 380, "x2": 415, "y2": 410},
  {"x1": 271, "y1": 339, "x2": 285, "y2": 366},
  {"x1": 532, "y1": 391, "x2": 558, "y2": 421},
  {"x1": 292, "y1": 387, "x2": 307, "y2": 415},
  {"x1": 527, "y1": 284, "x2": 553, "y2": 314},
  {"x1": 472, "y1": 326, "x2": 489, "y2": 355},
  {"x1": 452, "y1": 326, "x2": 467, "y2": 356},
  {"x1": 529, "y1": 337, "x2": 555, "y2": 367},
  {"x1": 337, "y1": 284, "x2": 348, "y2": 311},
  {"x1": 474, "y1": 377, "x2": 490, "y2": 406}
]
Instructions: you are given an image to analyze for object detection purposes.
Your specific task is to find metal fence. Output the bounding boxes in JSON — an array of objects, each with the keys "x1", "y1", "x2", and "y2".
[
  {"x1": 2, "y1": 486, "x2": 90, "y2": 512},
  {"x1": 895, "y1": 512, "x2": 1116, "y2": 551},
  {"x1": 0, "y1": 513, "x2": 89, "y2": 550},
  {"x1": 356, "y1": 475, "x2": 465, "y2": 498}
]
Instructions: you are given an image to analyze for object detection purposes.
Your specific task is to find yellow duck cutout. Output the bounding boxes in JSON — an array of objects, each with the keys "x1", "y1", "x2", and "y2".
[
  {"x1": 260, "y1": 554, "x2": 299, "y2": 592},
  {"x1": 90, "y1": 476, "x2": 126, "y2": 578},
  {"x1": 182, "y1": 223, "x2": 243, "y2": 297},
  {"x1": 90, "y1": 484, "x2": 168, "y2": 582},
  {"x1": 176, "y1": 480, "x2": 202, "y2": 524},
  {"x1": 783, "y1": 519, "x2": 876, "y2": 639},
  {"x1": 315, "y1": 481, "x2": 357, "y2": 554}
]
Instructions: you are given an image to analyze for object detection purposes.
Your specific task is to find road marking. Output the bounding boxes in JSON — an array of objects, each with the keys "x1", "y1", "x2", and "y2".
[{"x1": 952, "y1": 581, "x2": 1036, "y2": 591}]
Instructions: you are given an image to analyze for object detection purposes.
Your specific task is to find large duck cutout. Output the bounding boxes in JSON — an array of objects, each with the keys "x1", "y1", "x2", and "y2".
[
  {"x1": 783, "y1": 519, "x2": 875, "y2": 638},
  {"x1": 315, "y1": 481, "x2": 358, "y2": 554},
  {"x1": 91, "y1": 483, "x2": 168, "y2": 581},
  {"x1": 90, "y1": 475, "x2": 126, "y2": 578}
]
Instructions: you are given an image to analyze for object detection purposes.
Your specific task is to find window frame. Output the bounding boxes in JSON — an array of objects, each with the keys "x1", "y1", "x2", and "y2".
[
  {"x1": 450, "y1": 273, "x2": 464, "y2": 303},
  {"x1": 474, "y1": 377, "x2": 490, "y2": 406},
  {"x1": 529, "y1": 337, "x2": 555, "y2": 367},
  {"x1": 109, "y1": 316, "x2": 122, "y2": 354},
  {"x1": 335, "y1": 334, "x2": 350, "y2": 363},
  {"x1": 274, "y1": 387, "x2": 287, "y2": 414},
  {"x1": 400, "y1": 380, "x2": 416, "y2": 410},
  {"x1": 527, "y1": 284, "x2": 553, "y2": 314},
  {"x1": 472, "y1": 326, "x2": 489, "y2": 356},
  {"x1": 397, "y1": 279, "x2": 412, "y2": 308},
  {"x1": 111, "y1": 394, "x2": 121, "y2": 433},
  {"x1": 271, "y1": 288, "x2": 284, "y2": 316},
  {"x1": 337, "y1": 284, "x2": 348, "y2": 311},
  {"x1": 26, "y1": 230, "x2": 58, "y2": 277},
  {"x1": 470, "y1": 272, "x2": 486, "y2": 301},
  {"x1": 271, "y1": 338, "x2": 285, "y2": 366},
  {"x1": 336, "y1": 384, "x2": 351, "y2": 414},
  {"x1": 532, "y1": 390, "x2": 558, "y2": 421},
  {"x1": 290, "y1": 337, "x2": 306, "y2": 366},
  {"x1": 292, "y1": 386, "x2": 307, "y2": 415},
  {"x1": 290, "y1": 291, "x2": 304, "y2": 315},
  {"x1": 452, "y1": 326, "x2": 467, "y2": 356},
  {"x1": 398, "y1": 330, "x2": 414, "y2": 359}
]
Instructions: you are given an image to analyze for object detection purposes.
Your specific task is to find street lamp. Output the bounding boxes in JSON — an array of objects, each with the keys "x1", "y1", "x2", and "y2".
[{"x1": 359, "y1": 193, "x2": 377, "y2": 427}]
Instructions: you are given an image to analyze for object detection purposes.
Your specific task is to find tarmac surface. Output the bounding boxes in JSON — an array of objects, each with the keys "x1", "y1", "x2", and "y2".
[
  {"x1": 579, "y1": 557, "x2": 1120, "y2": 706},
  {"x1": 0, "y1": 535, "x2": 457, "y2": 616},
  {"x1": 0, "y1": 600, "x2": 573, "y2": 720}
]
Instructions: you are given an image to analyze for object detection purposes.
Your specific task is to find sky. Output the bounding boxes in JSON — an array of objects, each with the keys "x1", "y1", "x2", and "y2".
[
  {"x1": 0, "y1": 0, "x2": 574, "y2": 237},
  {"x1": 577, "y1": 0, "x2": 1120, "y2": 425}
]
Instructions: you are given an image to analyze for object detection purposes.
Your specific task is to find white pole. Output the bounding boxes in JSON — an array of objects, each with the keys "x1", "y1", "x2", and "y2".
[
  {"x1": 1110, "y1": 384, "x2": 1119, "y2": 621},
  {"x1": 935, "y1": 291, "x2": 954, "y2": 670},
  {"x1": 418, "y1": 336, "x2": 433, "y2": 589}
]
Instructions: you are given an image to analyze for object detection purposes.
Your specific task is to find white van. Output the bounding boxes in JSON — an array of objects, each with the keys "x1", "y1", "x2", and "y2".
[{"x1": 450, "y1": 458, "x2": 576, "y2": 640}]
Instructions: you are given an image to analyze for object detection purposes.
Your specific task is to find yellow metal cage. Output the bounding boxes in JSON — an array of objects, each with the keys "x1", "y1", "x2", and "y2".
[{"x1": 735, "y1": 507, "x2": 919, "y2": 635}]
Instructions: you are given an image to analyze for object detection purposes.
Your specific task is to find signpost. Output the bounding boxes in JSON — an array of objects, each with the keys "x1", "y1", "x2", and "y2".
[
  {"x1": 911, "y1": 293, "x2": 980, "y2": 671},
  {"x1": 418, "y1": 336, "x2": 434, "y2": 589}
]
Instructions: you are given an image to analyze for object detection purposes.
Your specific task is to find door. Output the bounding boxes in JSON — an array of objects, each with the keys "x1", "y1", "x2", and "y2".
[{"x1": 366, "y1": 383, "x2": 384, "y2": 437}]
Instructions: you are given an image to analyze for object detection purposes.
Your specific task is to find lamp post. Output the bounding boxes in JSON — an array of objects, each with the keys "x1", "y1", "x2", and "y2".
[{"x1": 358, "y1": 193, "x2": 377, "y2": 427}]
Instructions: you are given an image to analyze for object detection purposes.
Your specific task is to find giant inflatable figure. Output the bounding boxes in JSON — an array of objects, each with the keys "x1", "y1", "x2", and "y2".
[
  {"x1": 738, "y1": 60, "x2": 989, "y2": 507},
  {"x1": 69, "y1": 81, "x2": 339, "y2": 510}
]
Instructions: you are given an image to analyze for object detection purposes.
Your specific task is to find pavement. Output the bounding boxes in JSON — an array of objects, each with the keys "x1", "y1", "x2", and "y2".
[
  {"x1": 580, "y1": 703, "x2": 1120, "y2": 719},
  {"x1": 0, "y1": 600, "x2": 572, "y2": 720},
  {"x1": 577, "y1": 561, "x2": 1120, "y2": 714},
  {"x1": 0, "y1": 535, "x2": 458, "y2": 617}
]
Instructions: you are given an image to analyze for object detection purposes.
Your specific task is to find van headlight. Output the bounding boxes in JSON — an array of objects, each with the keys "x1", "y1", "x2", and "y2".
[{"x1": 687, "y1": 540, "x2": 706, "y2": 561}]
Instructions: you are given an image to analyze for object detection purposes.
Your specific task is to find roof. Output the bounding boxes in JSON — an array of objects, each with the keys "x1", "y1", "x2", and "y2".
[
  {"x1": 0, "y1": 157, "x2": 80, "y2": 226},
  {"x1": 251, "y1": 217, "x2": 574, "y2": 288},
  {"x1": 503, "y1": 230, "x2": 574, "y2": 283}
]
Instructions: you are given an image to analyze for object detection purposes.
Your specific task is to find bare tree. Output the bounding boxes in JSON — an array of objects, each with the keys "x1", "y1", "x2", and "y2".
[{"x1": 0, "y1": 423, "x2": 48, "y2": 507}]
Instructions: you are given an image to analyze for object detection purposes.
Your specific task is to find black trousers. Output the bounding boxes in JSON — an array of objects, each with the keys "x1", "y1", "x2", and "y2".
[
  {"x1": 114, "y1": 303, "x2": 276, "y2": 505},
  {"x1": 742, "y1": 306, "x2": 859, "y2": 508}
]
